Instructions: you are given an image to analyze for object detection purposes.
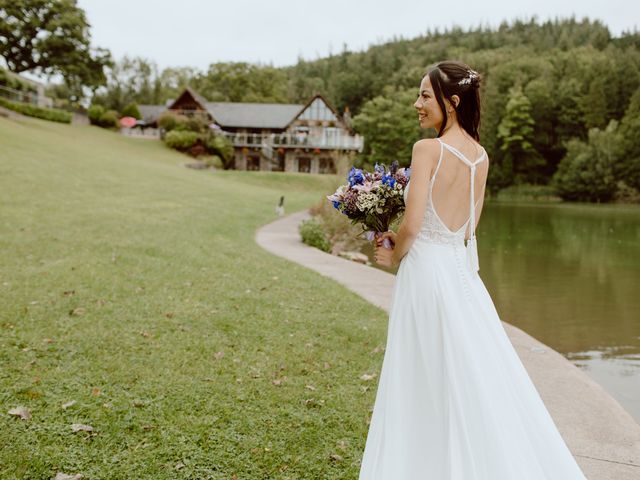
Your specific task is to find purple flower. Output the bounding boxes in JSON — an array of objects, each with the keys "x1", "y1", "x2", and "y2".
[
  {"x1": 381, "y1": 174, "x2": 396, "y2": 188},
  {"x1": 348, "y1": 167, "x2": 365, "y2": 186}
]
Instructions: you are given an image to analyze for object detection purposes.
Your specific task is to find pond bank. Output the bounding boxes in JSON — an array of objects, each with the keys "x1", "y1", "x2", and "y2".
[{"x1": 256, "y1": 209, "x2": 640, "y2": 480}]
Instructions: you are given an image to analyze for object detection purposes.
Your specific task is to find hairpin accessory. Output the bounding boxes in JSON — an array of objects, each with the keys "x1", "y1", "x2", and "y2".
[{"x1": 458, "y1": 70, "x2": 479, "y2": 85}]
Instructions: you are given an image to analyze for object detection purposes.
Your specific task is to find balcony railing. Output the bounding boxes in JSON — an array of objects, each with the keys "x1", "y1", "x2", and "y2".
[{"x1": 219, "y1": 131, "x2": 364, "y2": 152}]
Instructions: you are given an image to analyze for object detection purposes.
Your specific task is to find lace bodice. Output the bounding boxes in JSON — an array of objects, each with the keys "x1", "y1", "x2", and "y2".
[{"x1": 403, "y1": 138, "x2": 487, "y2": 272}]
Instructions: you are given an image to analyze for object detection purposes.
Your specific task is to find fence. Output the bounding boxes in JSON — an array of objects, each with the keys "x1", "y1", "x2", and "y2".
[{"x1": 0, "y1": 84, "x2": 53, "y2": 108}]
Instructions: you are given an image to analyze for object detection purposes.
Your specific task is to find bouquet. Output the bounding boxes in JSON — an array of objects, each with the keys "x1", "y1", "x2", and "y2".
[{"x1": 326, "y1": 161, "x2": 411, "y2": 249}]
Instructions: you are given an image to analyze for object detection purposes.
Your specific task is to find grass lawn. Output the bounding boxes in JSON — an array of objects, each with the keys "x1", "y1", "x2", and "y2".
[{"x1": 0, "y1": 117, "x2": 387, "y2": 479}]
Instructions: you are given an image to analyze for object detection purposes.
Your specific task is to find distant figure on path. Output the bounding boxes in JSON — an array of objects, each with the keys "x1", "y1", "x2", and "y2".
[{"x1": 275, "y1": 195, "x2": 285, "y2": 216}]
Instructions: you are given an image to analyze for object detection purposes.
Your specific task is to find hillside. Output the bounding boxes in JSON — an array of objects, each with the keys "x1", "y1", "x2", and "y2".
[{"x1": 0, "y1": 116, "x2": 384, "y2": 479}]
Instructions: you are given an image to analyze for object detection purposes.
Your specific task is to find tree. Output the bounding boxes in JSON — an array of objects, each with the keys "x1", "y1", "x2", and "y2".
[
  {"x1": 0, "y1": 0, "x2": 111, "y2": 97},
  {"x1": 121, "y1": 102, "x2": 141, "y2": 119},
  {"x1": 496, "y1": 85, "x2": 544, "y2": 184},
  {"x1": 551, "y1": 121, "x2": 621, "y2": 202},
  {"x1": 616, "y1": 88, "x2": 640, "y2": 190},
  {"x1": 351, "y1": 86, "x2": 424, "y2": 170}
]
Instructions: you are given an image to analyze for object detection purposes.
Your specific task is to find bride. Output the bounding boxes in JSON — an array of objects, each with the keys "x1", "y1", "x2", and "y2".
[{"x1": 361, "y1": 61, "x2": 588, "y2": 479}]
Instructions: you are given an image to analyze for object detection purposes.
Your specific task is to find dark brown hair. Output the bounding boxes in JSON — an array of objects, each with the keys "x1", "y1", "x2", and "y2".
[{"x1": 425, "y1": 60, "x2": 482, "y2": 141}]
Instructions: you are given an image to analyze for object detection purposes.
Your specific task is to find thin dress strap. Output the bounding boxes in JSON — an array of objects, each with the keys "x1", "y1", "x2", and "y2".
[
  {"x1": 437, "y1": 139, "x2": 487, "y2": 273},
  {"x1": 430, "y1": 139, "x2": 445, "y2": 187}
]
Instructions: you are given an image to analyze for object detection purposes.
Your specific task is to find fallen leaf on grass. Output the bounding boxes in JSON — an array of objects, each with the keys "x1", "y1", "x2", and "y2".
[
  {"x1": 174, "y1": 462, "x2": 185, "y2": 470},
  {"x1": 360, "y1": 373, "x2": 376, "y2": 381},
  {"x1": 62, "y1": 290, "x2": 75, "y2": 297},
  {"x1": 8, "y1": 406, "x2": 31, "y2": 420},
  {"x1": 71, "y1": 423, "x2": 93, "y2": 432},
  {"x1": 55, "y1": 473, "x2": 84, "y2": 480},
  {"x1": 305, "y1": 384, "x2": 316, "y2": 391},
  {"x1": 304, "y1": 398, "x2": 325, "y2": 408},
  {"x1": 139, "y1": 330, "x2": 152, "y2": 338},
  {"x1": 164, "y1": 312, "x2": 174, "y2": 318},
  {"x1": 69, "y1": 307, "x2": 85, "y2": 316},
  {"x1": 61, "y1": 400, "x2": 76, "y2": 410},
  {"x1": 336, "y1": 439, "x2": 348, "y2": 450},
  {"x1": 42, "y1": 338, "x2": 54, "y2": 344},
  {"x1": 91, "y1": 387, "x2": 101, "y2": 396},
  {"x1": 323, "y1": 361, "x2": 331, "y2": 369},
  {"x1": 213, "y1": 351, "x2": 224, "y2": 360},
  {"x1": 329, "y1": 453, "x2": 343, "y2": 462}
]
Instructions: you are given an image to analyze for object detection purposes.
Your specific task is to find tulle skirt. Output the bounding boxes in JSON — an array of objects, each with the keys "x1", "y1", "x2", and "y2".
[{"x1": 358, "y1": 238, "x2": 588, "y2": 479}]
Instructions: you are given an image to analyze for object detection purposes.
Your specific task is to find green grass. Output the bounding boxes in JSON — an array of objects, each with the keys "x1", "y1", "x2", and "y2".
[{"x1": 0, "y1": 117, "x2": 386, "y2": 479}]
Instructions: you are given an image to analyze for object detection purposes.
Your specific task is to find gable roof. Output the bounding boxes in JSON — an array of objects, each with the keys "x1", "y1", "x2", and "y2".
[
  {"x1": 166, "y1": 88, "x2": 349, "y2": 130},
  {"x1": 283, "y1": 93, "x2": 348, "y2": 131}
]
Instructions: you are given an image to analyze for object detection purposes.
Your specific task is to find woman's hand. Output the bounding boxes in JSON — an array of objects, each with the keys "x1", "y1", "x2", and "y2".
[
  {"x1": 375, "y1": 230, "x2": 397, "y2": 248},
  {"x1": 373, "y1": 231, "x2": 399, "y2": 268}
]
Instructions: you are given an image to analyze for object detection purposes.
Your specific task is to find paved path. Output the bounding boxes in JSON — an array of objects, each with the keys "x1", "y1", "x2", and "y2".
[{"x1": 256, "y1": 209, "x2": 640, "y2": 480}]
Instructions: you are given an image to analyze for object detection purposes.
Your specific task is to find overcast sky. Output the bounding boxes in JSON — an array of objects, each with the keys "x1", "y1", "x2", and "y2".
[{"x1": 79, "y1": 0, "x2": 638, "y2": 71}]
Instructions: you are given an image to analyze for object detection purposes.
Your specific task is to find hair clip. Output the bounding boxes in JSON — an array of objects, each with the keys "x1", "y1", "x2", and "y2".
[{"x1": 458, "y1": 70, "x2": 478, "y2": 85}]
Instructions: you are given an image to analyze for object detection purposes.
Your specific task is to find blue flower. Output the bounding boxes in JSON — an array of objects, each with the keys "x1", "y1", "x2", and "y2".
[
  {"x1": 348, "y1": 166, "x2": 365, "y2": 186},
  {"x1": 381, "y1": 174, "x2": 396, "y2": 188},
  {"x1": 374, "y1": 163, "x2": 385, "y2": 175},
  {"x1": 332, "y1": 200, "x2": 341, "y2": 209}
]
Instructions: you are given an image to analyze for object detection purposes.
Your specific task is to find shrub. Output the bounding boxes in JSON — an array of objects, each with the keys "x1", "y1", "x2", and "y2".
[
  {"x1": 121, "y1": 102, "x2": 141, "y2": 119},
  {"x1": 158, "y1": 111, "x2": 189, "y2": 132},
  {"x1": 205, "y1": 134, "x2": 234, "y2": 168},
  {"x1": 98, "y1": 110, "x2": 120, "y2": 129},
  {"x1": 202, "y1": 155, "x2": 224, "y2": 169},
  {"x1": 164, "y1": 130, "x2": 200, "y2": 151},
  {"x1": 495, "y1": 184, "x2": 561, "y2": 202},
  {"x1": 0, "y1": 97, "x2": 71, "y2": 123},
  {"x1": 87, "y1": 104, "x2": 105, "y2": 125},
  {"x1": 551, "y1": 120, "x2": 621, "y2": 202},
  {"x1": 299, "y1": 217, "x2": 332, "y2": 253},
  {"x1": 308, "y1": 194, "x2": 368, "y2": 255},
  {"x1": 179, "y1": 116, "x2": 208, "y2": 133}
]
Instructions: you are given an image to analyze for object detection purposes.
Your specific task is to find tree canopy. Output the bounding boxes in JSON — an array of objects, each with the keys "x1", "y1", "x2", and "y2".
[{"x1": 0, "y1": 0, "x2": 111, "y2": 97}]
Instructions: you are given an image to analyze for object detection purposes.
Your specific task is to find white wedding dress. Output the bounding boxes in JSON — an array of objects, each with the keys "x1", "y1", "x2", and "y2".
[{"x1": 358, "y1": 138, "x2": 588, "y2": 479}]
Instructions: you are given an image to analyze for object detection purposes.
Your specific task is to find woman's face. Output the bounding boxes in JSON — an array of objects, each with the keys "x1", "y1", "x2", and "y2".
[{"x1": 413, "y1": 74, "x2": 454, "y2": 130}]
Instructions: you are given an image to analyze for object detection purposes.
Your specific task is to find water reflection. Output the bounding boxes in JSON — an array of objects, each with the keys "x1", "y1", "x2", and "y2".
[{"x1": 364, "y1": 201, "x2": 640, "y2": 422}]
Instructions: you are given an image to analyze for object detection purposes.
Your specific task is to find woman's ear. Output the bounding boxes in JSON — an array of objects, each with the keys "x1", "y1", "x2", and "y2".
[{"x1": 451, "y1": 94, "x2": 460, "y2": 108}]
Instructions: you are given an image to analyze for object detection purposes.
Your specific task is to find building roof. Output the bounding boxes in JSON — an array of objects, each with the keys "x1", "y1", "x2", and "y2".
[
  {"x1": 138, "y1": 104, "x2": 166, "y2": 123},
  {"x1": 160, "y1": 87, "x2": 352, "y2": 131},
  {"x1": 205, "y1": 101, "x2": 305, "y2": 129}
]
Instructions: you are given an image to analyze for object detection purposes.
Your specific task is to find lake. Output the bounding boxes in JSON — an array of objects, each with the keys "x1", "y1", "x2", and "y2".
[{"x1": 363, "y1": 200, "x2": 640, "y2": 423}]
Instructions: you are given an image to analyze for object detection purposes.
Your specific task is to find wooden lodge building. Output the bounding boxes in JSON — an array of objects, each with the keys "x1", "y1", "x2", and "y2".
[{"x1": 139, "y1": 88, "x2": 363, "y2": 174}]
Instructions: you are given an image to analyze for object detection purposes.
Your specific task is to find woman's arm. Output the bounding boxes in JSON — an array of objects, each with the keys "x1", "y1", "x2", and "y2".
[{"x1": 390, "y1": 139, "x2": 439, "y2": 265}]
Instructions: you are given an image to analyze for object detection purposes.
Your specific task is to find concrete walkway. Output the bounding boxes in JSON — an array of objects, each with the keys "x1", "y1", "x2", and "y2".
[{"x1": 256, "y1": 209, "x2": 640, "y2": 480}]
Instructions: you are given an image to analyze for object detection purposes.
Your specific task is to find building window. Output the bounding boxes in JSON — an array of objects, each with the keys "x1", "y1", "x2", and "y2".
[{"x1": 298, "y1": 157, "x2": 311, "y2": 173}]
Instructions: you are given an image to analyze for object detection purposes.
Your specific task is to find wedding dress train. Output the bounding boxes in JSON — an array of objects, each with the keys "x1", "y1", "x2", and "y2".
[{"x1": 358, "y1": 138, "x2": 588, "y2": 479}]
